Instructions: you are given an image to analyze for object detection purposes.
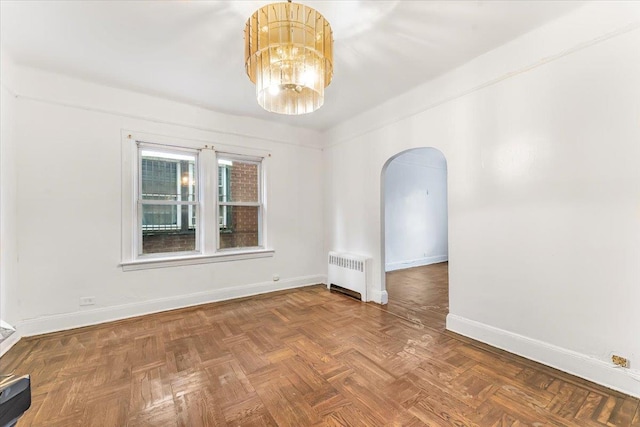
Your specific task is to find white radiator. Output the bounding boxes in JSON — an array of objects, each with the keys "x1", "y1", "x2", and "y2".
[{"x1": 327, "y1": 251, "x2": 370, "y2": 301}]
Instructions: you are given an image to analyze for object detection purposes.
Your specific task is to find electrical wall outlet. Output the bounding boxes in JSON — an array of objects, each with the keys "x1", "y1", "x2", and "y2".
[
  {"x1": 611, "y1": 355, "x2": 629, "y2": 368},
  {"x1": 79, "y1": 296, "x2": 95, "y2": 306}
]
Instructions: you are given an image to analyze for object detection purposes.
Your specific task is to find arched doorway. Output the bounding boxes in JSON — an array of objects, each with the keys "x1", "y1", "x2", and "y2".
[{"x1": 380, "y1": 147, "x2": 449, "y2": 328}]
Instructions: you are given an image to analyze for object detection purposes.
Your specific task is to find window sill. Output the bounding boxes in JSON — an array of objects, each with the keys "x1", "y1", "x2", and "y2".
[{"x1": 120, "y1": 249, "x2": 275, "y2": 271}]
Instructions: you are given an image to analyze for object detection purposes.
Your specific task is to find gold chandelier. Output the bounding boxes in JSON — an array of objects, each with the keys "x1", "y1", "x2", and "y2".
[{"x1": 244, "y1": 0, "x2": 333, "y2": 115}]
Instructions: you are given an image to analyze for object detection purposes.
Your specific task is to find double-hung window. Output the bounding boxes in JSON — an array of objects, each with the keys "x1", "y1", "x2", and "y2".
[
  {"x1": 217, "y1": 155, "x2": 263, "y2": 250},
  {"x1": 121, "y1": 133, "x2": 271, "y2": 270},
  {"x1": 138, "y1": 146, "x2": 199, "y2": 255}
]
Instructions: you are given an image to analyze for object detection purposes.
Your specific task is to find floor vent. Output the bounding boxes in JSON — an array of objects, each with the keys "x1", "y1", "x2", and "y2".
[{"x1": 329, "y1": 284, "x2": 362, "y2": 300}]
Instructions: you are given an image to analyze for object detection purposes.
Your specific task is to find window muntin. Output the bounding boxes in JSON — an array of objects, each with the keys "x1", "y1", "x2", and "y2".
[
  {"x1": 138, "y1": 147, "x2": 199, "y2": 256},
  {"x1": 217, "y1": 156, "x2": 263, "y2": 251}
]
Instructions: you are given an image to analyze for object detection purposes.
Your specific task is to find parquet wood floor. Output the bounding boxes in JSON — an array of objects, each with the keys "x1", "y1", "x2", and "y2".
[
  {"x1": 383, "y1": 262, "x2": 449, "y2": 330},
  {"x1": 1, "y1": 271, "x2": 638, "y2": 426}
]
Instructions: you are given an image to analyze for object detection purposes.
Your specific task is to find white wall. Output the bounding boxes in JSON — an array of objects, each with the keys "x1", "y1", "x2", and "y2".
[
  {"x1": 0, "y1": 49, "x2": 20, "y2": 332},
  {"x1": 324, "y1": 2, "x2": 640, "y2": 398},
  {"x1": 384, "y1": 149, "x2": 448, "y2": 271},
  {"x1": 6, "y1": 62, "x2": 326, "y2": 336}
]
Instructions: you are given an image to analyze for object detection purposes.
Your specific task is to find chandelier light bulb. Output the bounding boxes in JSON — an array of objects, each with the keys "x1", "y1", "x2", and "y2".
[{"x1": 268, "y1": 85, "x2": 280, "y2": 96}]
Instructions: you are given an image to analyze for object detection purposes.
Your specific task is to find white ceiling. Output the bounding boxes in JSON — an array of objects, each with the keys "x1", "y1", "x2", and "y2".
[{"x1": 0, "y1": 1, "x2": 583, "y2": 131}]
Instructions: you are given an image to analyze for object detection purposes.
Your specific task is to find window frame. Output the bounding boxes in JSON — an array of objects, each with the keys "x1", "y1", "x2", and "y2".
[
  {"x1": 120, "y1": 131, "x2": 273, "y2": 271},
  {"x1": 137, "y1": 143, "x2": 201, "y2": 257},
  {"x1": 215, "y1": 153, "x2": 265, "y2": 252},
  {"x1": 218, "y1": 161, "x2": 231, "y2": 229}
]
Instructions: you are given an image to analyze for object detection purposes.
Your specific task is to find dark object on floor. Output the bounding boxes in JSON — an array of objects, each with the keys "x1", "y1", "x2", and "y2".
[{"x1": 0, "y1": 374, "x2": 31, "y2": 427}]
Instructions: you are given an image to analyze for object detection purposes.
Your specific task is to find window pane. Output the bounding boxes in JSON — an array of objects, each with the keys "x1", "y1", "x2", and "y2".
[
  {"x1": 218, "y1": 159, "x2": 259, "y2": 203},
  {"x1": 142, "y1": 150, "x2": 196, "y2": 201},
  {"x1": 219, "y1": 206, "x2": 259, "y2": 249},
  {"x1": 142, "y1": 204, "x2": 196, "y2": 254}
]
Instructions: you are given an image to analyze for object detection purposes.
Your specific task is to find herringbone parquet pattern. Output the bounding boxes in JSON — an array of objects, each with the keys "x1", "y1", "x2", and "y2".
[{"x1": 1, "y1": 264, "x2": 638, "y2": 426}]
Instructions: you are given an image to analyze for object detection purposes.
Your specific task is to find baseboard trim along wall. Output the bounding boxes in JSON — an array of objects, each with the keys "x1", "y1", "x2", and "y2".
[
  {"x1": 446, "y1": 314, "x2": 640, "y2": 399},
  {"x1": 385, "y1": 255, "x2": 448, "y2": 272},
  {"x1": 370, "y1": 289, "x2": 389, "y2": 305},
  {"x1": 13, "y1": 275, "x2": 326, "y2": 339},
  {"x1": 0, "y1": 332, "x2": 22, "y2": 358}
]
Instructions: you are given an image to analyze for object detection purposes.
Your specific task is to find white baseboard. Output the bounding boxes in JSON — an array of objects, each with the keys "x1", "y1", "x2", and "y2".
[
  {"x1": 16, "y1": 275, "x2": 326, "y2": 338},
  {"x1": 385, "y1": 255, "x2": 448, "y2": 272},
  {"x1": 446, "y1": 314, "x2": 640, "y2": 399},
  {"x1": 0, "y1": 332, "x2": 21, "y2": 358},
  {"x1": 370, "y1": 289, "x2": 389, "y2": 305}
]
